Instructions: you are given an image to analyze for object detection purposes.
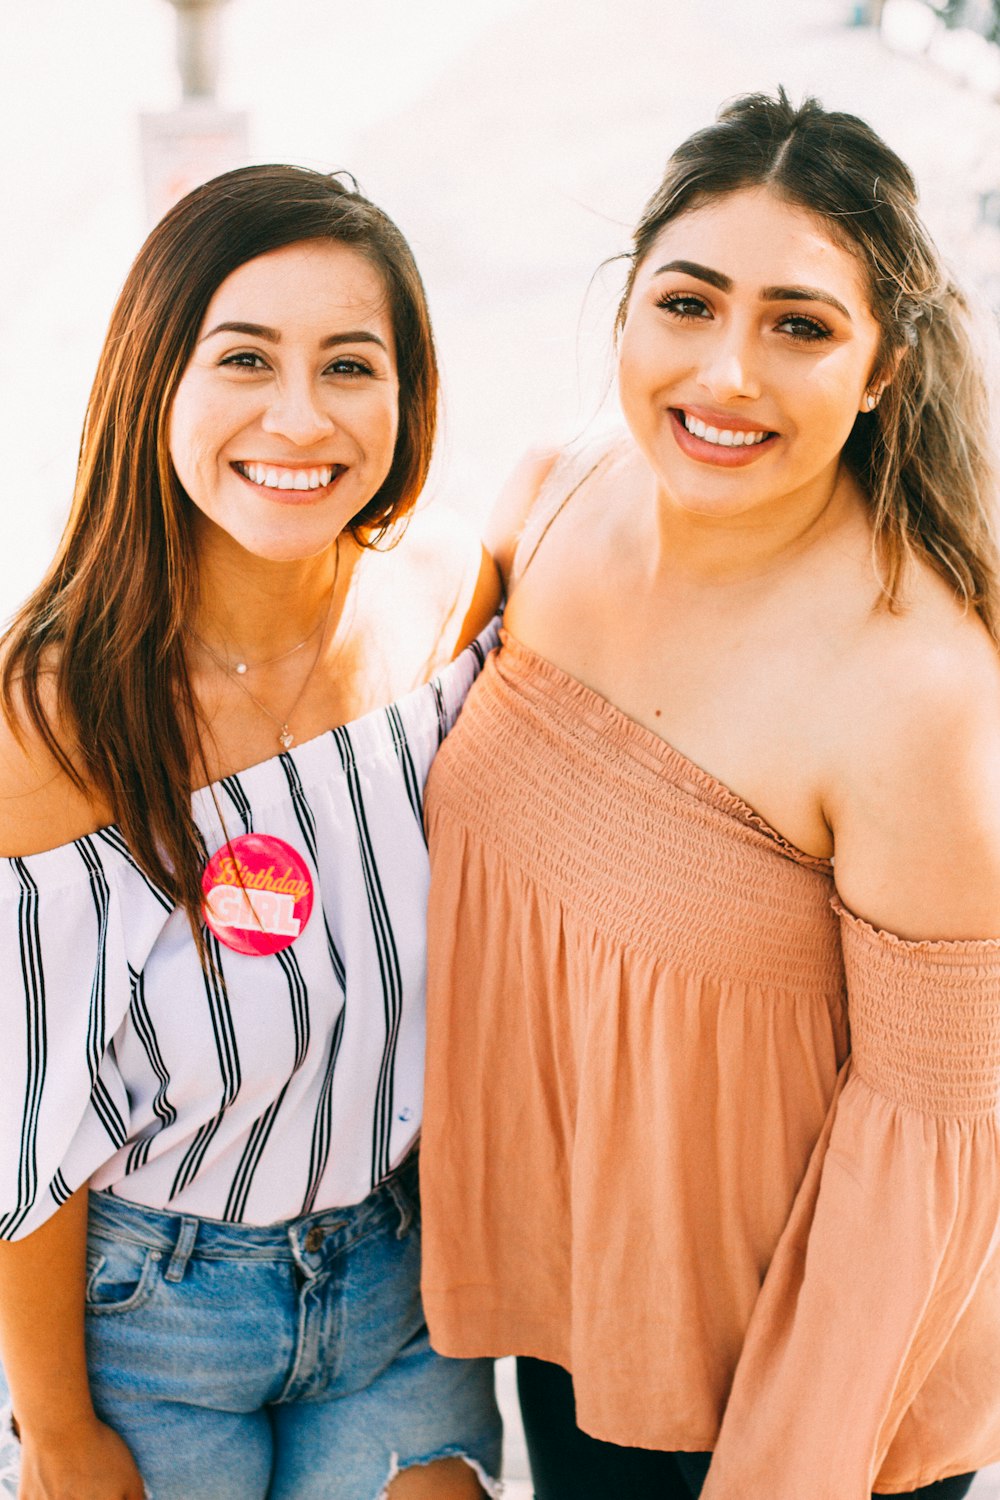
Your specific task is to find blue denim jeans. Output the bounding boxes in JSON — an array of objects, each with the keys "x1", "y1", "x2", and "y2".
[{"x1": 77, "y1": 1154, "x2": 501, "y2": 1499}]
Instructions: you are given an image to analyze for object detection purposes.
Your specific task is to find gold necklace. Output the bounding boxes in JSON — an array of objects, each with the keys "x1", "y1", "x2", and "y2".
[
  {"x1": 231, "y1": 616, "x2": 325, "y2": 676},
  {"x1": 190, "y1": 543, "x2": 341, "y2": 750}
]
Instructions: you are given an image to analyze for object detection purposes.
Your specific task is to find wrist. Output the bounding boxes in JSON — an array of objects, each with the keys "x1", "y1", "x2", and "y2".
[{"x1": 14, "y1": 1399, "x2": 98, "y2": 1444}]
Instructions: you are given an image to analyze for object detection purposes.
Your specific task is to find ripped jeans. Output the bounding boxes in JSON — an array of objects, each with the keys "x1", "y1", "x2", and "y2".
[{"x1": 79, "y1": 1153, "x2": 501, "y2": 1500}]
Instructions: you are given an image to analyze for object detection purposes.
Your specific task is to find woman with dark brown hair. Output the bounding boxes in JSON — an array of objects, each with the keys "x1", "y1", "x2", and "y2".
[
  {"x1": 420, "y1": 92, "x2": 1000, "y2": 1499},
  {"x1": 0, "y1": 165, "x2": 501, "y2": 1500}
]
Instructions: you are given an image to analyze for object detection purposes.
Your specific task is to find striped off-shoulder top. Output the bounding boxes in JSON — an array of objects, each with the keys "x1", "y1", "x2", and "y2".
[{"x1": 0, "y1": 619, "x2": 498, "y2": 1241}]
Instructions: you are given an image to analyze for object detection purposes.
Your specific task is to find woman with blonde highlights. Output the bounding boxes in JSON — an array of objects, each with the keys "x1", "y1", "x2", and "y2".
[
  {"x1": 0, "y1": 165, "x2": 501, "y2": 1500},
  {"x1": 420, "y1": 91, "x2": 1000, "y2": 1499}
]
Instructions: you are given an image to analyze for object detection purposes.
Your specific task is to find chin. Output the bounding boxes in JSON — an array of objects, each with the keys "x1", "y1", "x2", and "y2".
[
  {"x1": 231, "y1": 527, "x2": 341, "y2": 564},
  {"x1": 650, "y1": 463, "x2": 764, "y2": 515}
]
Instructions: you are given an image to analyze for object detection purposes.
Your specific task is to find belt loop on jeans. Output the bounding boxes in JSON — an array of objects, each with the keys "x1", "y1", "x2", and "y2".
[{"x1": 164, "y1": 1216, "x2": 199, "y2": 1283}]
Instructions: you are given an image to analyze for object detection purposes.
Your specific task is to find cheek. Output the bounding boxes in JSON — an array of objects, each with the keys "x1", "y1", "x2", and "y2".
[
  {"x1": 618, "y1": 321, "x2": 678, "y2": 398},
  {"x1": 166, "y1": 378, "x2": 204, "y2": 479},
  {"x1": 369, "y1": 386, "x2": 401, "y2": 460},
  {"x1": 617, "y1": 342, "x2": 666, "y2": 435},
  {"x1": 166, "y1": 402, "x2": 194, "y2": 490},
  {"x1": 797, "y1": 360, "x2": 868, "y2": 442},
  {"x1": 168, "y1": 384, "x2": 233, "y2": 489}
]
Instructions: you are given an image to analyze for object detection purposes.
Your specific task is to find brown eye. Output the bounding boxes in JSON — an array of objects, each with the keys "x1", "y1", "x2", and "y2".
[
  {"x1": 655, "y1": 293, "x2": 712, "y2": 321},
  {"x1": 219, "y1": 351, "x2": 268, "y2": 369},
  {"x1": 776, "y1": 315, "x2": 832, "y2": 343},
  {"x1": 325, "y1": 357, "x2": 373, "y2": 377}
]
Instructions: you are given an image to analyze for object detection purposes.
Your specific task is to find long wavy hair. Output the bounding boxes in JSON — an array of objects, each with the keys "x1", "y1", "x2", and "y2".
[
  {"x1": 1, "y1": 164, "x2": 439, "y2": 924},
  {"x1": 617, "y1": 89, "x2": 1000, "y2": 640}
]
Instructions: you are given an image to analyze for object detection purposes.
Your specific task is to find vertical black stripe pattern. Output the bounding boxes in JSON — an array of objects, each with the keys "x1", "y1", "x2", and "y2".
[
  {"x1": 0, "y1": 860, "x2": 47, "y2": 1239},
  {"x1": 301, "y1": 1003, "x2": 345, "y2": 1214},
  {"x1": 385, "y1": 703, "x2": 425, "y2": 840},
  {"x1": 76, "y1": 840, "x2": 127, "y2": 1150},
  {"x1": 223, "y1": 945, "x2": 311, "y2": 1221},
  {"x1": 279, "y1": 753, "x2": 347, "y2": 993},
  {"x1": 431, "y1": 678, "x2": 448, "y2": 747},
  {"x1": 125, "y1": 966, "x2": 176, "y2": 1174},
  {"x1": 0, "y1": 637, "x2": 492, "y2": 1236},
  {"x1": 222, "y1": 1084, "x2": 290, "y2": 1222},
  {"x1": 333, "y1": 724, "x2": 403, "y2": 1189},
  {"x1": 221, "y1": 775, "x2": 253, "y2": 835},
  {"x1": 94, "y1": 828, "x2": 173, "y2": 912},
  {"x1": 169, "y1": 929, "x2": 241, "y2": 1199},
  {"x1": 50, "y1": 1169, "x2": 72, "y2": 1206}
]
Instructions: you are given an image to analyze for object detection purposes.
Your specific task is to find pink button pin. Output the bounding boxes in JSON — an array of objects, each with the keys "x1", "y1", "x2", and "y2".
[{"x1": 202, "y1": 833, "x2": 314, "y2": 957}]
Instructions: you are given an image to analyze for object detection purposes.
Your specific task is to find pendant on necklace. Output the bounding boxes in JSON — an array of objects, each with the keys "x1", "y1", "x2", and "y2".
[
  {"x1": 235, "y1": 662, "x2": 248, "y2": 675},
  {"x1": 278, "y1": 726, "x2": 295, "y2": 750}
]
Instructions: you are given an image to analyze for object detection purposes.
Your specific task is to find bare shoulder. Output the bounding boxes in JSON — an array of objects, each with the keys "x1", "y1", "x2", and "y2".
[
  {"x1": 0, "y1": 667, "x2": 109, "y2": 858},
  {"x1": 483, "y1": 447, "x2": 561, "y2": 588},
  {"x1": 826, "y1": 570, "x2": 1000, "y2": 940}
]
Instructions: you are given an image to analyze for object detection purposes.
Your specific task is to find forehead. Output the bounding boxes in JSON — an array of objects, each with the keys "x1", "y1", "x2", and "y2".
[
  {"x1": 201, "y1": 239, "x2": 393, "y2": 336},
  {"x1": 642, "y1": 186, "x2": 870, "y2": 306}
]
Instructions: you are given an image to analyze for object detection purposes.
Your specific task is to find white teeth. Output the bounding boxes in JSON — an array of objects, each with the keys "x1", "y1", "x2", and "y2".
[
  {"x1": 682, "y1": 413, "x2": 769, "y2": 446},
  {"x1": 236, "y1": 463, "x2": 337, "y2": 490}
]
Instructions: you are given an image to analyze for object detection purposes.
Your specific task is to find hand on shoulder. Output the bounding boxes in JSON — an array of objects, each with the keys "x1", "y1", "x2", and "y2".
[{"x1": 826, "y1": 604, "x2": 1000, "y2": 941}]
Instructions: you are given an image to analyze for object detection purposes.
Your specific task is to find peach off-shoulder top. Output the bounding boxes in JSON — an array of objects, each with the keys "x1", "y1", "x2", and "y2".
[{"x1": 420, "y1": 445, "x2": 1000, "y2": 1498}]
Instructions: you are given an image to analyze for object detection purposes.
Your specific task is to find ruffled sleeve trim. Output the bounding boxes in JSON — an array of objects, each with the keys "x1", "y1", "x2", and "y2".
[{"x1": 833, "y1": 898, "x2": 1000, "y2": 1118}]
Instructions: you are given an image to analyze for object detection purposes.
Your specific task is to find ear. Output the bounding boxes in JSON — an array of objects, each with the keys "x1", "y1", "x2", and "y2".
[{"x1": 859, "y1": 346, "x2": 905, "y2": 415}]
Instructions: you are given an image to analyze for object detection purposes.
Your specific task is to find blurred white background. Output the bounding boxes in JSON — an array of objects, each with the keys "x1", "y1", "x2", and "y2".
[{"x1": 2, "y1": 0, "x2": 999, "y2": 621}]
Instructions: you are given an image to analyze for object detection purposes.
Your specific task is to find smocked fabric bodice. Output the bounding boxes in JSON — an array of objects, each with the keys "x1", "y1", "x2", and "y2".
[
  {"x1": 420, "y1": 623, "x2": 1000, "y2": 1498},
  {"x1": 0, "y1": 620, "x2": 498, "y2": 1241}
]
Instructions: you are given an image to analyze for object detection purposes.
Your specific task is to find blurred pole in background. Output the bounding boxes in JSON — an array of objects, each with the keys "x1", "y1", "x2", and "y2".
[
  {"x1": 172, "y1": 0, "x2": 227, "y2": 98},
  {"x1": 140, "y1": 0, "x2": 249, "y2": 223}
]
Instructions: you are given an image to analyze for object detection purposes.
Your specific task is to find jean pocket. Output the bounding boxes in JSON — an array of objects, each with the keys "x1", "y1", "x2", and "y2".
[{"x1": 85, "y1": 1238, "x2": 162, "y2": 1316}]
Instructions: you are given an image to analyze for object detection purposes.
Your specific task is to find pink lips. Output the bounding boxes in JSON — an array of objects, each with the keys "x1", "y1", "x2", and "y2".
[{"x1": 669, "y1": 409, "x2": 778, "y2": 468}]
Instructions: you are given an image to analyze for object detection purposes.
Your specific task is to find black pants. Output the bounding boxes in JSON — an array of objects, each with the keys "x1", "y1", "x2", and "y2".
[{"x1": 517, "y1": 1357, "x2": 977, "y2": 1500}]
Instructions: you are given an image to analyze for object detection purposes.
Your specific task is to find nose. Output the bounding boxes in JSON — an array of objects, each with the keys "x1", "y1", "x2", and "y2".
[
  {"x1": 260, "y1": 377, "x2": 336, "y2": 447},
  {"x1": 697, "y1": 321, "x2": 761, "y2": 404}
]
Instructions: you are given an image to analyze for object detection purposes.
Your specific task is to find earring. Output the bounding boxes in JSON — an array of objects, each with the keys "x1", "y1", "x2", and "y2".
[{"x1": 864, "y1": 390, "x2": 880, "y2": 411}]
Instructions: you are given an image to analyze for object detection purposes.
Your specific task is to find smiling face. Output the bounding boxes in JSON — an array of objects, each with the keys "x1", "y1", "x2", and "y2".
[
  {"x1": 617, "y1": 186, "x2": 885, "y2": 521},
  {"x1": 168, "y1": 239, "x2": 399, "y2": 562}
]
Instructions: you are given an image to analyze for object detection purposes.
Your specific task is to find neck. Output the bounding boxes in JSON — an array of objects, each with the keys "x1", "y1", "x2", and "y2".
[
  {"x1": 649, "y1": 458, "x2": 860, "y2": 589},
  {"x1": 190, "y1": 522, "x2": 358, "y2": 662}
]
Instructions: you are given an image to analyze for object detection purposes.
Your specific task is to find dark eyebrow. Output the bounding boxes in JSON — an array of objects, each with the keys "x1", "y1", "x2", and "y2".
[
  {"x1": 761, "y1": 285, "x2": 851, "y2": 319},
  {"x1": 653, "y1": 260, "x2": 732, "y2": 292},
  {"x1": 199, "y1": 321, "x2": 389, "y2": 352},
  {"x1": 200, "y1": 321, "x2": 280, "y2": 342},
  {"x1": 652, "y1": 264, "x2": 851, "y2": 321}
]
